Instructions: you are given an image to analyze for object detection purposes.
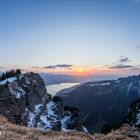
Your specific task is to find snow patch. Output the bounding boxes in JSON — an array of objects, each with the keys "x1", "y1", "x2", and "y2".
[
  {"x1": 8, "y1": 82, "x2": 25, "y2": 99},
  {"x1": 115, "y1": 80, "x2": 120, "y2": 83},
  {"x1": 28, "y1": 111, "x2": 35, "y2": 127},
  {"x1": 40, "y1": 115, "x2": 51, "y2": 128},
  {"x1": 135, "y1": 109, "x2": 140, "y2": 126},
  {"x1": 83, "y1": 126, "x2": 88, "y2": 133},
  {"x1": 88, "y1": 82, "x2": 110, "y2": 87},
  {"x1": 46, "y1": 101, "x2": 56, "y2": 116},
  {"x1": 127, "y1": 83, "x2": 133, "y2": 96},
  {"x1": 61, "y1": 115, "x2": 71, "y2": 131},
  {"x1": 35, "y1": 104, "x2": 42, "y2": 112},
  {"x1": 0, "y1": 77, "x2": 17, "y2": 85}
]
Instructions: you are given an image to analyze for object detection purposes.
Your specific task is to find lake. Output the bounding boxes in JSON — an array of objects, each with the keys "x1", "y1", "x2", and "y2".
[{"x1": 46, "y1": 83, "x2": 80, "y2": 96}]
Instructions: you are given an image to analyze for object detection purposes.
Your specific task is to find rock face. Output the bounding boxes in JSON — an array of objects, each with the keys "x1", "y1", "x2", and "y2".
[
  {"x1": 0, "y1": 72, "x2": 86, "y2": 132},
  {"x1": 58, "y1": 75, "x2": 140, "y2": 133},
  {"x1": 125, "y1": 98, "x2": 140, "y2": 127}
]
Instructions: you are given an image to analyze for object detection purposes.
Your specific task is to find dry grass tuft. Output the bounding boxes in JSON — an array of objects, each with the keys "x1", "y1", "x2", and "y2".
[{"x1": 0, "y1": 116, "x2": 139, "y2": 140}]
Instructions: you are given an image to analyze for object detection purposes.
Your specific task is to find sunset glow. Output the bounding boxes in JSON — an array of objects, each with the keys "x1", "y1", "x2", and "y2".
[
  {"x1": 0, "y1": 0, "x2": 140, "y2": 77},
  {"x1": 75, "y1": 68, "x2": 86, "y2": 76}
]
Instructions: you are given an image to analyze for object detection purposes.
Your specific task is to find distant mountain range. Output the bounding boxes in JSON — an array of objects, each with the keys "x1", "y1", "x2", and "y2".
[
  {"x1": 57, "y1": 74, "x2": 140, "y2": 133},
  {"x1": 39, "y1": 73, "x2": 121, "y2": 85},
  {"x1": 1, "y1": 72, "x2": 140, "y2": 139}
]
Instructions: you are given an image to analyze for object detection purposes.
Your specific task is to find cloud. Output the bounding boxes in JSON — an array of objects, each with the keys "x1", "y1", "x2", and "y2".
[
  {"x1": 44, "y1": 64, "x2": 73, "y2": 69},
  {"x1": 44, "y1": 65, "x2": 57, "y2": 69},
  {"x1": 107, "y1": 56, "x2": 135, "y2": 70},
  {"x1": 32, "y1": 66, "x2": 41, "y2": 69},
  {"x1": 109, "y1": 64, "x2": 133, "y2": 69},
  {"x1": 0, "y1": 67, "x2": 4, "y2": 69},
  {"x1": 119, "y1": 56, "x2": 130, "y2": 63},
  {"x1": 130, "y1": 67, "x2": 140, "y2": 70}
]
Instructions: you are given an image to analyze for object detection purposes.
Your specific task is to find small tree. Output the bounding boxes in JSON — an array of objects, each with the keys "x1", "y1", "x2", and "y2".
[
  {"x1": 53, "y1": 96, "x2": 63, "y2": 103},
  {"x1": 0, "y1": 69, "x2": 22, "y2": 81},
  {"x1": 0, "y1": 73, "x2": 6, "y2": 80},
  {"x1": 16, "y1": 69, "x2": 21, "y2": 75}
]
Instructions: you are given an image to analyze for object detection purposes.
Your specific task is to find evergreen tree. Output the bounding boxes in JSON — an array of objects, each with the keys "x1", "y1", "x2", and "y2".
[
  {"x1": 16, "y1": 69, "x2": 21, "y2": 75},
  {"x1": 1, "y1": 73, "x2": 6, "y2": 80},
  {"x1": 0, "y1": 69, "x2": 22, "y2": 81}
]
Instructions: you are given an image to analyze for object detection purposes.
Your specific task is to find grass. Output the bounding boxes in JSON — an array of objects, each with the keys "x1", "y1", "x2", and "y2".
[{"x1": 0, "y1": 115, "x2": 138, "y2": 140}]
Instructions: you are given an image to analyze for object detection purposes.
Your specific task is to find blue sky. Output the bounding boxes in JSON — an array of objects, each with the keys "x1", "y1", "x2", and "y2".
[{"x1": 0, "y1": 0, "x2": 140, "y2": 75}]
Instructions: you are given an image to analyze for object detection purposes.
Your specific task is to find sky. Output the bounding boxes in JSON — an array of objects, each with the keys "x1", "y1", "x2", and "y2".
[{"x1": 0, "y1": 0, "x2": 140, "y2": 76}]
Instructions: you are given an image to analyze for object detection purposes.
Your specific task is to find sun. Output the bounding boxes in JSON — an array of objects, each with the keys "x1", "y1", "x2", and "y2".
[
  {"x1": 78, "y1": 69, "x2": 83, "y2": 73},
  {"x1": 74, "y1": 68, "x2": 87, "y2": 76}
]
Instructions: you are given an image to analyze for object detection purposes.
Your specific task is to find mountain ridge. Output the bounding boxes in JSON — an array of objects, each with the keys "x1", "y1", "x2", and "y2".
[
  {"x1": 58, "y1": 74, "x2": 140, "y2": 133},
  {"x1": 0, "y1": 72, "x2": 86, "y2": 132}
]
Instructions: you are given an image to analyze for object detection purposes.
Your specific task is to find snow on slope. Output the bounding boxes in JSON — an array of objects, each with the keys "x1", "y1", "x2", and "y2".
[
  {"x1": 0, "y1": 72, "x2": 87, "y2": 133},
  {"x1": 0, "y1": 77, "x2": 17, "y2": 85},
  {"x1": 8, "y1": 80, "x2": 25, "y2": 99},
  {"x1": 26, "y1": 101, "x2": 78, "y2": 131}
]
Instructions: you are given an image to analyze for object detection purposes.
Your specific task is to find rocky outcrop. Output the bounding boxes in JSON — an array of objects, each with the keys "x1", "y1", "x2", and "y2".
[
  {"x1": 0, "y1": 72, "x2": 86, "y2": 132},
  {"x1": 125, "y1": 98, "x2": 140, "y2": 127}
]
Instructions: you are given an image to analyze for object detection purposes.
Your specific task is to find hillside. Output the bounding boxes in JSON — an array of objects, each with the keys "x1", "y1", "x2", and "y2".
[
  {"x1": 0, "y1": 115, "x2": 139, "y2": 140},
  {"x1": 1, "y1": 72, "x2": 140, "y2": 139},
  {"x1": 58, "y1": 75, "x2": 140, "y2": 133}
]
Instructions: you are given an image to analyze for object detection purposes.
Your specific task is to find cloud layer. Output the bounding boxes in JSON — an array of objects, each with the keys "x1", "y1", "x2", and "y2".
[
  {"x1": 119, "y1": 57, "x2": 130, "y2": 63},
  {"x1": 109, "y1": 64, "x2": 133, "y2": 69},
  {"x1": 108, "y1": 56, "x2": 139, "y2": 70},
  {"x1": 44, "y1": 64, "x2": 73, "y2": 69}
]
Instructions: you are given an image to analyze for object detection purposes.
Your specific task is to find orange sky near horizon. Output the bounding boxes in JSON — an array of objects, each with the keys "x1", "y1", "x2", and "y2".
[
  {"x1": 1, "y1": 65, "x2": 139, "y2": 77},
  {"x1": 20, "y1": 66, "x2": 140, "y2": 77}
]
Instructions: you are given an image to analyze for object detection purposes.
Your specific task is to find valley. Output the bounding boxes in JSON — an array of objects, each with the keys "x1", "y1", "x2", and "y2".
[{"x1": 57, "y1": 75, "x2": 140, "y2": 133}]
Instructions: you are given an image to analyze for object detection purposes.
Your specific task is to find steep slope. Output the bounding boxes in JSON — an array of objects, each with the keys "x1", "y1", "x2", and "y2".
[
  {"x1": 58, "y1": 75, "x2": 140, "y2": 133},
  {"x1": 0, "y1": 115, "x2": 139, "y2": 140},
  {"x1": 125, "y1": 98, "x2": 140, "y2": 127},
  {"x1": 0, "y1": 72, "x2": 86, "y2": 132}
]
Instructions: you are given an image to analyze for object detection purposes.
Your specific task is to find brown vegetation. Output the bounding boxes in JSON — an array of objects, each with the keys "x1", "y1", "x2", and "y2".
[{"x1": 0, "y1": 115, "x2": 139, "y2": 140}]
